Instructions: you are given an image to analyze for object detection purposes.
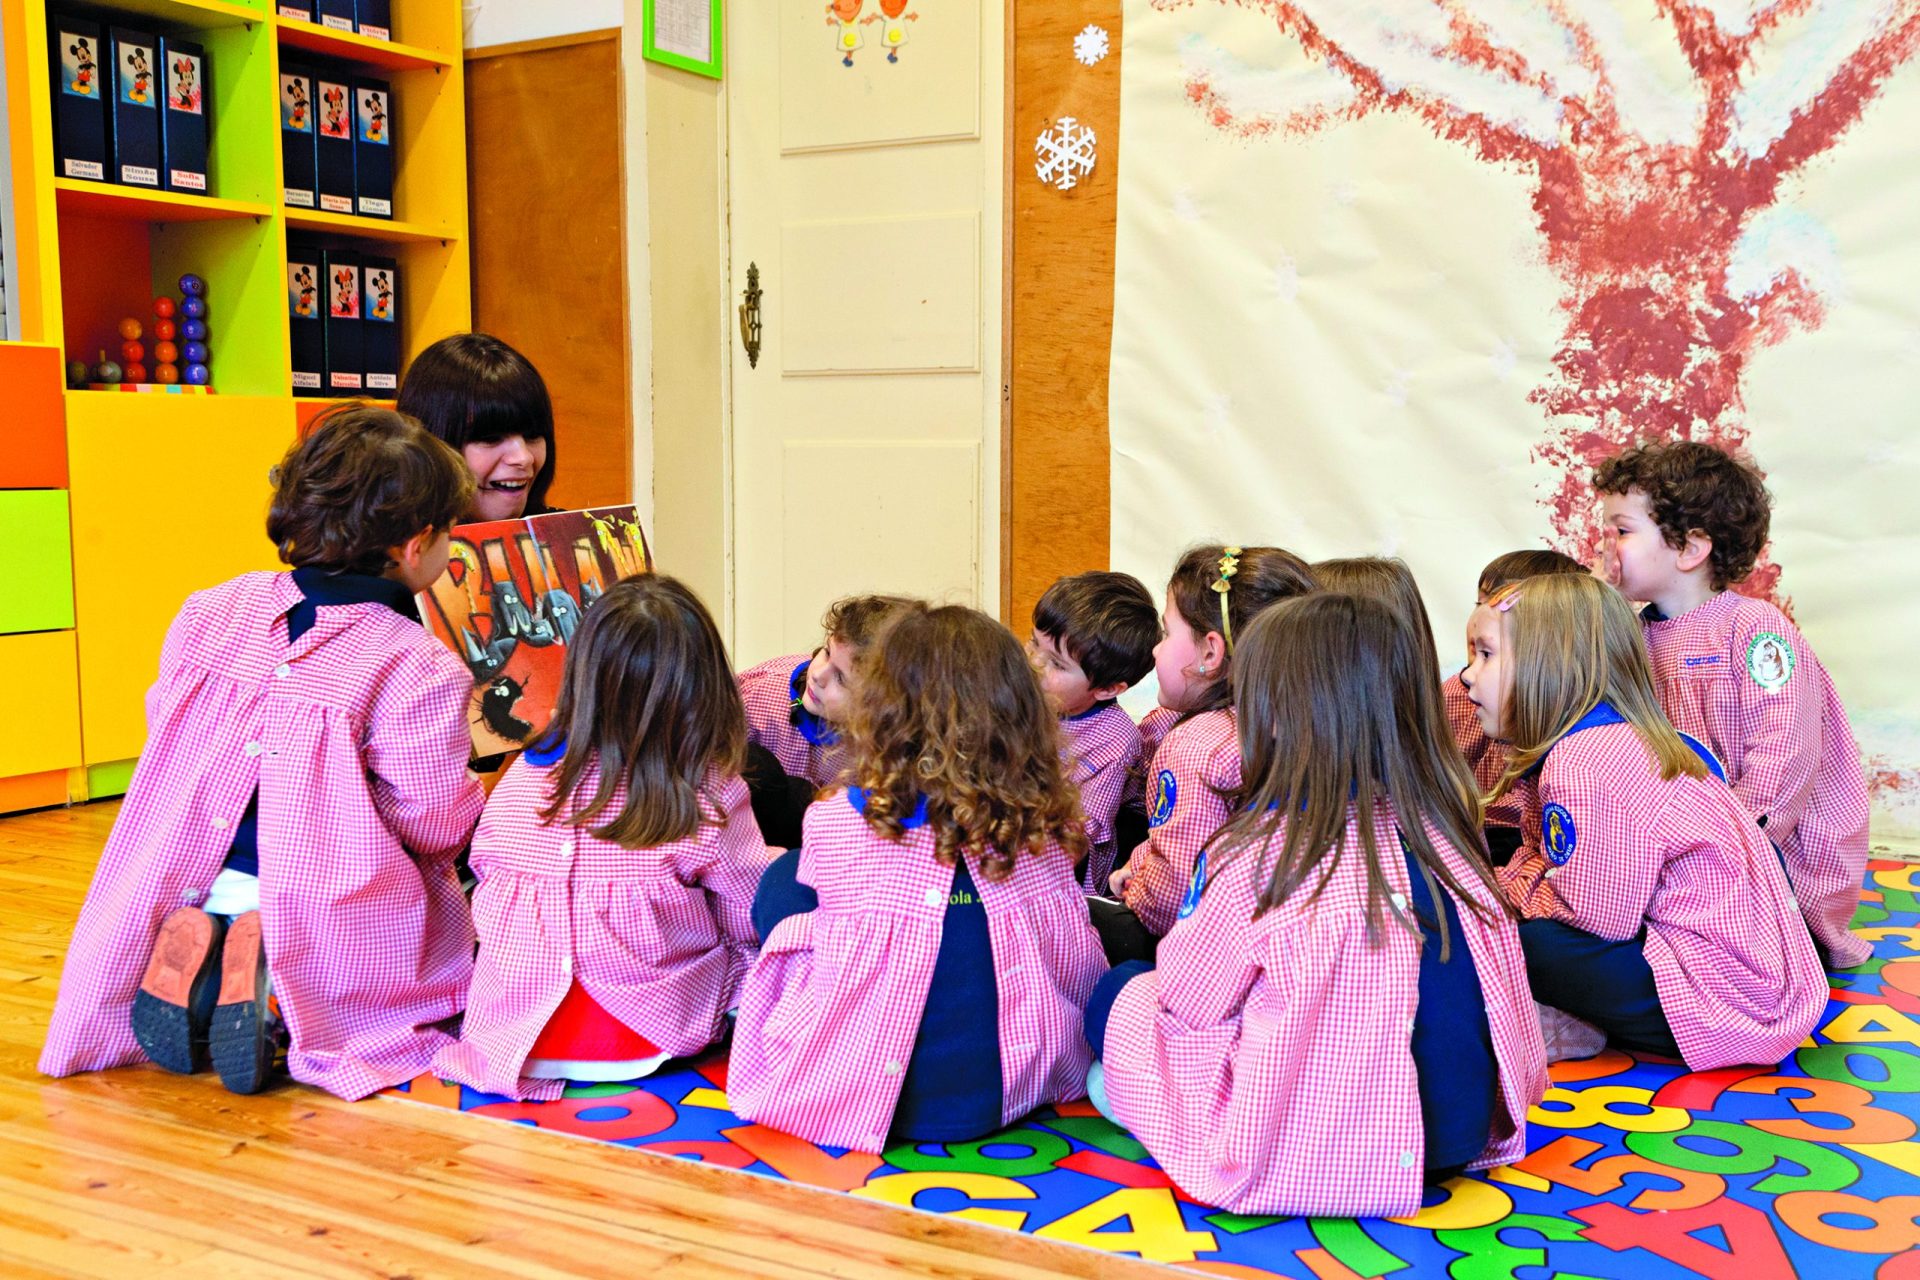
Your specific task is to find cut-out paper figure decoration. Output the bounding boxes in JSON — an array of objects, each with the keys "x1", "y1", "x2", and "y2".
[
  {"x1": 862, "y1": 0, "x2": 919, "y2": 64},
  {"x1": 826, "y1": 0, "x2": 864, "y2": 67}
]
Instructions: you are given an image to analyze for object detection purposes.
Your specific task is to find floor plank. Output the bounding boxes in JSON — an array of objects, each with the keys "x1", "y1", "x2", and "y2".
[{"x1": 0, "y1": 800, "x2": 1162, "y2": 1278}]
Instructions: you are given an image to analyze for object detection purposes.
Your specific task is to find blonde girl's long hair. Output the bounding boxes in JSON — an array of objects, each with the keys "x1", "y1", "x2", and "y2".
[
  {"x1": 1487, "y1": 574, "x2": 1707, "y2": 802},
  {"x1": 1211, "y1": 593, "x2": 1506, "y2": 959}
]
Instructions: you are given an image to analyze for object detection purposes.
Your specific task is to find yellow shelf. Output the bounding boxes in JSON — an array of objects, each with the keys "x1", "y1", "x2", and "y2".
[
  {"x1": 85, "y1": 0, "x2": 269, "y2": 31},
  {"x1": 275, "y1": 17, "x2": 455, "y2": 71},
  {"x1": 55, "y1": 179, "x2": 272, "y2": 224},
  {"x1": 284, "y1": 207, "x2": 459, "y2": 244}
]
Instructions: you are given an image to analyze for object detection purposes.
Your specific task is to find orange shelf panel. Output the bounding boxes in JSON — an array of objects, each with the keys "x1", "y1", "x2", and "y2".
[
  {"x1": 54, "y1": 179, "x2": 273, "y2": 224},
  {"x1": 275, "y1": 18, "x2": 454, "y2": 72}
]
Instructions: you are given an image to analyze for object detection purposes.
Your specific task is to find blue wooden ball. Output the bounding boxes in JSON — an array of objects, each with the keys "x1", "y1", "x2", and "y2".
[
  {"x1": 180, "y1": 297, "x2": 207, "y2": 320},
  {"x1": 178, "y1": 273, "x2": 206, "y2": 297},
  {"x1": 180, "y1": 318, "x2": 208, "y2": 342},
  {"x1": 184, "y1": 363, "x2": 210, "y2": 385},
  {"x1": 182, "y1": 341, "x2": 209, "y2": 364}
]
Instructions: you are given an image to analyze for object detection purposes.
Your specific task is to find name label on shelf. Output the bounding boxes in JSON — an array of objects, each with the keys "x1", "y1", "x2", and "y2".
[
  {"x1": 330, "y1": 371, "x2": 363, "y2": 389},
  {"x1": 322, "y1": 15, "x2": 354, "y2": 31},
  {"x1": 120, "y1": 164, "x2": 158, "y2": 186},
  {"x1": 64, "y1": 159, "x2": 105, "y2": 180},
  {"x1": 169, "y1": 169, "x2": 206, "y2": 190},
  {"x1": 292, "y1": 371, "x2": 322, "y2": 389},
  {"x1": 320, "y1": 193, "x2": 353, "y2": 212},
  {"x1": 285, "y1": 188, "x2": 315, "y2": 207},
  {"x1": 357, "y1": 197, "x2": 391, "y2": 217}
]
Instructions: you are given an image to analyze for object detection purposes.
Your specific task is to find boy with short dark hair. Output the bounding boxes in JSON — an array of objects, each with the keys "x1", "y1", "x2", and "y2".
[
  {"x1": 1029, "y1": 571, "x2": 1159, "y2": 892},
  {"x1": 1594, "y1": 440, "x2": 1870, "y2": 966}
]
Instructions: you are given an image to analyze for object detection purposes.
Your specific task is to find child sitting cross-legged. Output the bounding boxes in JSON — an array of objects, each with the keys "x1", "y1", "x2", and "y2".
[
  {"x1": 729, "y1": 603, "x2": 1108, "y2": 1153},
  {"x1": 434, "y1": 574, "x2": 776, "y2": 1099}
]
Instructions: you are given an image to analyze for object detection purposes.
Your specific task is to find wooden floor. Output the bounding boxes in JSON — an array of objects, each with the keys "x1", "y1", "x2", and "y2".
[{"x1": 0, "y1": 801, "x2": 1166, "y2": 1279}]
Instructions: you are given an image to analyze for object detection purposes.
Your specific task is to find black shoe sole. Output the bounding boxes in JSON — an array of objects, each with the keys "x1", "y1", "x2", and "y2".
[
  {"x1": 131, "y1": 908, "x2": 227, "y2": 1074},
  {"x1": 211, "y1": 912, "x2": 277, "y2": 1095}
]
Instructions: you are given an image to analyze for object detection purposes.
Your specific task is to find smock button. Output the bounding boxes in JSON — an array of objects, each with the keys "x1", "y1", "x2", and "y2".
[
  {"x1": 560, "y1": 955, "x2": 573, "y2": 975},
  {"x1": 243, "y1": 742, "x2": 263, "y2": 757},
  {"x1": 1390, "y1": 892, "x2": 1407, "y2": 910},
  {"x1": 923, "y1": 888, "x2": 944, "y2": 908},
  {"x1": 275, "y1": 664, "x2": 291, "y2": 679},
  {"x1": 210, "y1": 817, "x2": 229, "y2": 830},
  {"x1": 882, "y1": 1060, "x2": 902, "y2": 1075},
  {"x1": 1399, "y1": 1151, "x2": 1416, "y2": 1169},
  {"x1": 180, "y1": 887, "x2": 204, "y2": 905}
]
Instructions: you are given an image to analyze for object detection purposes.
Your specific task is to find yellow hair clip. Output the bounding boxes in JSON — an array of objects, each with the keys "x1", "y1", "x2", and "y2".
[{"x1": 1212, "y1": 546, "x2": 1243, "y2": 655}]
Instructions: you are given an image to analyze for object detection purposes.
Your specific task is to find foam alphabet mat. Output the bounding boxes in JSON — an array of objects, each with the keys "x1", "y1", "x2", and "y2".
[{"x1": 387, "y1": 859, "x2": 1920, "y2": 1278}]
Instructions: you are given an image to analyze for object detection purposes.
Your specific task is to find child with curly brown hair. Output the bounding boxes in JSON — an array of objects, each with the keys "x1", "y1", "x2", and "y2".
[
  {"x1": 728, "y1": 604, "x2": 1107, "y2": 1153},
  {"x1": 1594, "y1": 440, "x2": 1870, "y2": 967}
]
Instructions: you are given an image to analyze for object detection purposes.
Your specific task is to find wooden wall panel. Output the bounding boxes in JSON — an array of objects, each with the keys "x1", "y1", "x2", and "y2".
[
  {"x1": 1007, "y1": 1, "x2": 1123, "y2": 628},
  {"x1": 466, "y1": 34, "x2": 631, "y2": 510}
]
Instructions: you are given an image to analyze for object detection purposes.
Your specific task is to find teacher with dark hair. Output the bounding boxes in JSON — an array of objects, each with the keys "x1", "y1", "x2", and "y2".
[{"x1": 398, "y1": 332, "x2": 559, "y2": 521}]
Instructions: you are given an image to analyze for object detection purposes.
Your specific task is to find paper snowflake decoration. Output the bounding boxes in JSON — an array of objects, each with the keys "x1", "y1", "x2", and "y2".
[
  {"x1": 1074, "y1": 25, "x2": 1109, "y2": 67},
  {"x1": 1034, "y1": 116, "x2": 1097, "y2": 191}
]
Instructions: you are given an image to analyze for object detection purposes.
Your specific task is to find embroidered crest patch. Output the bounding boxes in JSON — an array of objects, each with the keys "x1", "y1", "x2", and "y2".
[
  {"x1": 1178, "y1": 850, "x2": 1208, "y2": 920},
  {"x1": 1746, "y1": 631, "x2": 1794, "y2": 692},
  {"x1": 1148, "y1": 769, "x2": 1178, "y2": 828},
  {"x1": 1542, "y1": 802, "x2": 1578, "y2": 866}
]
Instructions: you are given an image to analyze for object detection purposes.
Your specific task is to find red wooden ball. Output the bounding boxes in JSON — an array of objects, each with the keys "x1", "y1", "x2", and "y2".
[
  {"x1": 121, "y1": 340, "x2": 145, "y2": 364},
  {"x1": 117, "y1": 317, "x2": 144, "y2": 341},
  {"x1": 154, "y1": 363, "x2": 180, "y2": 385},
  {"x1": 153, "y1": 340, "x2": 180, "y2": 364},
  {"x1": 152, "y1": 318, "x2": 177, "y2": 342},
  {"x1": 152, "y1": 297, "x2": 176, "y2": 319},
  {"x1": 123, "y1": 362, "x2": 149, "y2": 383}
]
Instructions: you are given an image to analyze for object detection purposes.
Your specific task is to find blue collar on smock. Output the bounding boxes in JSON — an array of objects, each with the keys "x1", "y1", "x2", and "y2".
[{"x1": 847, "y1": 786, "x2": 930, "y2": 829}]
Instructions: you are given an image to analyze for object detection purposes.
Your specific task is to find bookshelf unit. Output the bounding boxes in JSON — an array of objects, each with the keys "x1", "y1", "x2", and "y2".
[{"x1": 1, "y1": 0, "x2": 471, "y2": 808}]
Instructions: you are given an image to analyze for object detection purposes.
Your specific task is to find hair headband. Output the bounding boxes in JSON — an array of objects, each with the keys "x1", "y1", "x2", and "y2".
[{"x1": 1211, "y1": 546, "x2": 1243, "y2": 654}]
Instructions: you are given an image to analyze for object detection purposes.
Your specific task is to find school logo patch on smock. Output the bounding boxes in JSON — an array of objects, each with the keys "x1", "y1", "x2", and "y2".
[
  {"x1": 1148, "y1": 769, "x2": 1178, "y2": 828},
  {"x1": 1542, "y1": 803, "x2": 1577, "y2": 866},
  {"x1": 1746, "y1": 631, "x2": 1795, "y2": 692},
  {"x1": 1177, "y1": 850, "x2": 1207, "y2": 921}
]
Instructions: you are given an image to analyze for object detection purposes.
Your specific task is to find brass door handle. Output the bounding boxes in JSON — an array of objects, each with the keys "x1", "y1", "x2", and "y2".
[{"x1": 738, "y1": 263, "x2": 763, "y2": 369}]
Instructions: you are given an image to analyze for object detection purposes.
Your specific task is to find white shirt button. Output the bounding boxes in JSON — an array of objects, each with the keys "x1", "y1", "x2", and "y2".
[
  {"x1": 243, "y1": 742, "x2": 264, "y2": 757},
  {"x1": 1390, "y1": 892, "x2": 1408, "y2": 910},
  {"x1": 882, "y1": 1060, "x2": 902, "y2": 1075},
  {"x1": 923, "y1": 888, "x2": 945, "y2": 908},
  {"x1": 1399, "y1": 1151, "x2": 1416, "y2": 1169}
]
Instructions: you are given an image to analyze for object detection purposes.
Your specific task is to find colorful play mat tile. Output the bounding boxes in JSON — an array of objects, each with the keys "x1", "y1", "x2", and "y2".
[{"x1": 386, "y1": 858, "x2": 1920, "y2": 1278}]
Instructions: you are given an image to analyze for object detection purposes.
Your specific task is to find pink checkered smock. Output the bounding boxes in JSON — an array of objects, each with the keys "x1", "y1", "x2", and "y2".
[
  {"x1": 1642, "y1": 592, "x2": 1871, "y2": 966},
  {"x1": 1498, "y1": 719, "x2": 1827, "y2": 1069},
  {"x1": 40, "y1": 572, "x2": 484, "y2": 1099},
  {"x1": 433, "y1": 758, "x2": 777, "y2": 1100},
  {"x1": 1443, "y1": 673, "x2": 1521, "y2": 828},
  {"x1": 737, "y1": 653, "x2": 846, "y2": 787},
  {"x1": 728, "y1": 788, "x2": 1108, "y2": 1153},
  {"x1": 1060, "y1": 703, "x2": 1143, "y2": 894},
  {"x1": 1122, "y1": 709, "x2": 1240, "y2": 936},
  {"x1": 1120, "y1": 706, "x2": 1182, "y2": 816},
  {"x1": 1102, "y1": 802, "x2": 1546, "y2": 1217}
]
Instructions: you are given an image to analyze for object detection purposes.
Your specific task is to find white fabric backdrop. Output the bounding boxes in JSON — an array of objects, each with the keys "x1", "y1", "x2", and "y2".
[{"x1": 1108, "y1": 0, "x2": 1920, "y2": 836}]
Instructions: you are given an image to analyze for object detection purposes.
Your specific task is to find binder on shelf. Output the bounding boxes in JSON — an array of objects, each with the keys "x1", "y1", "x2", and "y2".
[
  {"x1": 50, "y1": 17, "x2": 109, "y2": 182},
  {"x1": 108, "y1": 27, "x2": 162, "y2": 188},
  {"x1": 362, "y1": 256, "x2": 399, "y2": 392},
  {"x1": 356, "y1": 0, "x2": 392, "y2": 42},
  {"x1": 288, "y1": 241, "x2": 325, "y2": 396},
  {"x1": 315, "y1": 72, "x2": 356, "y2": 213},
  {"x1": 322, "y1": 249, "x2": 364, "y2": 394},
  {"x1": 353, "y1": 78, "x2": 392, "y2": 219},
  {"x1": 277, "y1": 1, "x2": 316, "y2": 20},
  {"x1": 280, "y1": 64, "x2": 317, "y2": 208},
  {"x1": 158, "y1": 36, "x2": 208, "y2": 193},
  {"x1": 315, "y1": 0, "x2": 357, "y2": 33}
]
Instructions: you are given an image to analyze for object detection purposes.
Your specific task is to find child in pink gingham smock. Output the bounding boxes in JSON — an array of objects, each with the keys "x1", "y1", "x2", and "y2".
[
  {"x1": 729, "y1": 604, "x2": 1106, "y2": 1154},
  {"x1": 1097, "y1": 547, "x2": 1317, "y2": 960},
  {"x1": 736, "y1": 594, "x2": 914, "y2": 847},
  {"x1": 1596, "y1": 441, "x2": 1871, "y2": 967},
  {"x1": 1089, "y1": 594, "x2": 1546, "y2": 1217},
  {"x1": 435, "y1": 575, "x2": 777, "y2": 1100},
  {"x1": 41, "y1": 407, "x2": 484, "y2": 1099},
  {"x1": 1440, "y1": 550, "x2": 1589, "y2": 864},
  {"x1": 1468, "y1": 575, "x2": 1825, "y2": 1070},
  {"x1": 1026, "y1": 571, "x2": 1158, "y2": 893}
]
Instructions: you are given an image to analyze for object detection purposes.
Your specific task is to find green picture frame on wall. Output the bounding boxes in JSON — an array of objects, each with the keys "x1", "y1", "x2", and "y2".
[{"x1": 642, "y1": 0, "x2": 724, "y2": 80}]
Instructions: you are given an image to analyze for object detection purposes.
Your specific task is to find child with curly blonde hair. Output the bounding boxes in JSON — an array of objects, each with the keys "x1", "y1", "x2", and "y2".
[{"x1": 729, "y1": 604, "x2": 1107, "y2": 1152}]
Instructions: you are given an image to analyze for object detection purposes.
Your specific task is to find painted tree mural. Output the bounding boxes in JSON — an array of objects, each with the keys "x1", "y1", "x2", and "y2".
[{"x1": 1165, "y1": 0, "x2": 1920, "y2": 598}]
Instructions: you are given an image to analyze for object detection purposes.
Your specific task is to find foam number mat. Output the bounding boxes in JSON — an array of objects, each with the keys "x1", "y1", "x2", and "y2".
[{"x1": 388, "y1": 860, "x2": 1920, "y2": 1278}]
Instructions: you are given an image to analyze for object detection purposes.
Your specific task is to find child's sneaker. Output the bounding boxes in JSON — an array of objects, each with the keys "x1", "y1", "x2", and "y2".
[
  {"x1": 132, "y1": 906, "x2": 227, "y2": 1073},
  {"x1": 209, "y1": 912, "x2": 283, "y2": 1094}
]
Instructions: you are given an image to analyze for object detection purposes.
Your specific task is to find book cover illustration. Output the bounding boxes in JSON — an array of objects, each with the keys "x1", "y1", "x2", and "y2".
[{"x1": 417, "y1": 507, "x2": 654, "y2": 757}]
